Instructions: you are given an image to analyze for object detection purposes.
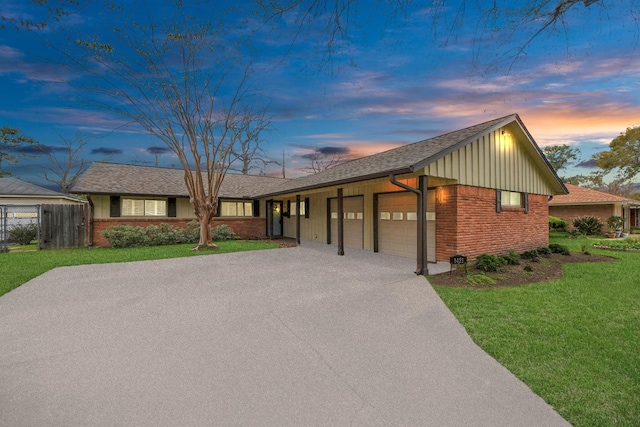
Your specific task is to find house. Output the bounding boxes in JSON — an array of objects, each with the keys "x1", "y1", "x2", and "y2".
[
  {"x1": 72, "y1": 114, "x2": 567, "y2": 274},
  {"x1": 549, "y1": 183, "x2": 640, "y2": 231},
  {"x1": 0, "y1": 177, "x2": 87, "y2": 247},
  {"x1": 71, "y1": 162, "x2": 289, "y2": 246}
]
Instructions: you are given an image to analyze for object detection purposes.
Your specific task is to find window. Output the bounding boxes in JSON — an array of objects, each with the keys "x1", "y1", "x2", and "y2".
[
  {"x1": 501, "y1": 191, "x2": 522, "y2": 208},
  {"x1": 122, "y1": 198, "x2": 167, "y2": 216},
  {"x1": 290, "y1": 199, "x2": 308, "y2": 216},
  {"x1": 220, "y1": 201, "x2": 253, "y2": 217}
]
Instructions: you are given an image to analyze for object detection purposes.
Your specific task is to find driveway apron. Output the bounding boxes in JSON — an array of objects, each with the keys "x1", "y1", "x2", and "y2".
[{"x1": 0, "y1": 242, "x2": 570, "y2": 426}]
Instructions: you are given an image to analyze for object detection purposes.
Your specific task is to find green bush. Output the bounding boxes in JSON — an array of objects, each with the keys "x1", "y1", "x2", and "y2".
[
  {"x1": 475, "y1": 254, "x2": 507, "y2": 272},
  {"x1": 607, "y1": 215, "x2": 624, "y2": 231},
  {"x1": 536, "y1": 247, "x2": 552, "y2": 257},
  {"x1": 211, "y1": 224, "x2": 236, "y2": 241},
  {"x1": 184, "y1": 221, "x2": 201, "y2": 243},
  {"x1": 548, "y1": 216, "x2": 568, "y2": 232},
  {"x1": 500, "y1": 251, "x2": 520, "y2": 265},
  {"x1": 572, "y1": 216, "x2": 604, "y2": 235},
  {"x1": 8, "y1": 223, "x2": 37, "y2": 245},
  {"x1": 549, "y1": 243, "x2": 571, "y2": 255},
  {"x1": 101, "y1": 225, "x2": 148, "y2": 248},
  {"x1": 101, "y1": 221, "x2": 228, "y2": 247},
  {"x1": 520, "y1": 250, "x2": 539, "y2": 260}
]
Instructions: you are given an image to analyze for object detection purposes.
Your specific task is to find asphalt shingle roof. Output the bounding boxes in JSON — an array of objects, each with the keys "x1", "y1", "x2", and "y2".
[
  {"x1": 260, "y1": 114, "x2": 522, "y2": 196},
  {"x1": 71, "y1": 162, "x2": 289, "y2": 198},
  {"x1": 550, "y1": 183, "x2": 639, "y2": 205},
  {"x1": 0, "y1": 177, "x2": 65, "y2": 197}
]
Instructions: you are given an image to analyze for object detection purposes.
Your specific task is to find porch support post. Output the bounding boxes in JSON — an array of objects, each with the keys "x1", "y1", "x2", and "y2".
[
  {"x1": 337, "y1": 188, "x2": 344, "y2": 255},
  {"x1": 418, "y1": 175, "x2": 429, "y2": 274},
  {"x1": 389, "y1": 174, "x2": 426, "y2": 275},
  {"x1": 296, "y1": 194, "x2": 301, "y2": 245}
]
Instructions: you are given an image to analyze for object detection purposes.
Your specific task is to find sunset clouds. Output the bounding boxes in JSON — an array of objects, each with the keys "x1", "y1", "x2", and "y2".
[{"x1": 1, "y1": 1, "x2": 638, "y2": 183}]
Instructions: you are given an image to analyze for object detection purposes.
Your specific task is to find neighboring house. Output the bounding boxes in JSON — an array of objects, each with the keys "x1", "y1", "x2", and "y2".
[
  {"x1": 549, "y1": 183, "x2": 640, "y2": 231},
  {"x1": 0, "y1": 177, "x2": 86, "y2": 206},
  {"x1": 72, "y1": 114, "x2": 567, "y2": 274},
  {"x1": 0, "y1": 177, "x2": 87, "y2": 244},
  {"x1": 71, "y1": 162, "x2": 289, "y2": 246}
]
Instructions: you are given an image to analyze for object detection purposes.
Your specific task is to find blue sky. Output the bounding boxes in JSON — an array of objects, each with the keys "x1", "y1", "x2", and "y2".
[{"x1": 1, "y1": 0, "x2": 639, "y2": 188}]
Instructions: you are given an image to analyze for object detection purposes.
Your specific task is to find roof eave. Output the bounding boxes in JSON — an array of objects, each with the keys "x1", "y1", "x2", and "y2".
[{"x1": 257, "y1": 167, "x2": 414, "y2": 198}]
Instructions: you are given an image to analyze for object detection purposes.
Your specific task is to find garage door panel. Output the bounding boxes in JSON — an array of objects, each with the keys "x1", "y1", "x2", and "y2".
[{"x1": 378, "y1": 192, "x2": 435, "y2": 261}]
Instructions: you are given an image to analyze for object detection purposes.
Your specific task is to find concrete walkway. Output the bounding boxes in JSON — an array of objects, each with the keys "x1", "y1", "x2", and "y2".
[{"x1": 0, "y1": 242, "x2": 570, "y2": 426}]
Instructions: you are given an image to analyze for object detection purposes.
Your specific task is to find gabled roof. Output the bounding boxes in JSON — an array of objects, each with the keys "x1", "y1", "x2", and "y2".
[
  {"x1": 0, "y1": 177, "x2": 85, "y2": 203},
  {"x1": 550, "y1": 183, "x2": 640, "y2": 206},
  {"x1": 0, "y1": 177, "x2": 64, "y2": 197},
  {"x1": 71, "y1": 162, "x2": 289, "y2": 198},
  {"x1": 259, "y1": 114, "x2": 566, "y2": 197}
]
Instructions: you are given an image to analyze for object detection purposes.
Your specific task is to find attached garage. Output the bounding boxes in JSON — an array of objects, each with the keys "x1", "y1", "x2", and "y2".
[
  {"x1": 377, "y1": 191, "x2": 436, "y2": 262},
  {"x1": 329, "y1": 196, "x2": 363, "y2": 249}
]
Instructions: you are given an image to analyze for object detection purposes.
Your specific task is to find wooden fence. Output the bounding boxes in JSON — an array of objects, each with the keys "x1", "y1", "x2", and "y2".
[{"x1": 40, "y1": 204, "x2": 88, "y2": 249}]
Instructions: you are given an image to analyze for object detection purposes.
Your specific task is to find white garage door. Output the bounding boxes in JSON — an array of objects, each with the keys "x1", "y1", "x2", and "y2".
[
  {"x1": 378, "y1": 192, "x2": 435, "y2": 261},
  {"x1": 330, "y1": 196, "x2": 364, "y2": 249}
]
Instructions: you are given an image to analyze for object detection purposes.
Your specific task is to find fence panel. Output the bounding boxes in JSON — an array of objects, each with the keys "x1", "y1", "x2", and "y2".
[
  {"x1": 0, "y1": 204, "x2": 40, "y2": 252},
  {"x1": 40, "y1": 204, "x2": 87, "y2": 249}
]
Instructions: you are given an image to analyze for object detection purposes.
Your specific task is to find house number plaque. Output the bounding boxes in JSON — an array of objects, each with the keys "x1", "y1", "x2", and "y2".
[{"x1": 449, "y1": 254, "x2": 468, "y2": 275}]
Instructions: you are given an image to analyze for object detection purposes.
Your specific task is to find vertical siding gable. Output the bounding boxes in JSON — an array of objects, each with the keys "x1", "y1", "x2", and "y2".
[{"x1": 424, "y1": 127, "x2": 555, "y2": 195}]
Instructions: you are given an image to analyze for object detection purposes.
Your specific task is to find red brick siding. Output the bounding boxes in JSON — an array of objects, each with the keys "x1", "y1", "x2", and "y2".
[
  {"x1": 92, "y1": 217, "x2": 266, "y2": 246},
  {"x1": 435, "y1": 185, "x2": 548, "y2": 262},
  {"x1": 549, "y1": 205, "x2": 613, "y2": 231}
]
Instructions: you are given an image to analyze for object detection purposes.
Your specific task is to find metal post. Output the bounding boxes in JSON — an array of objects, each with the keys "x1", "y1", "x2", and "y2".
[{"x1": 337, "y1": 188, "x2": 344, "y2": 256}]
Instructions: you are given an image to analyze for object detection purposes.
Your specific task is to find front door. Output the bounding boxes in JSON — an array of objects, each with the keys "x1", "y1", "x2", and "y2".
[{"x1": 268, "y1": 201, "x2": 283, "y2": 237}]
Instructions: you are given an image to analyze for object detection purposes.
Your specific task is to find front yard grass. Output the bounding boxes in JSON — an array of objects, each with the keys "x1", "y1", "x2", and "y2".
[
  {"x1": 433, "y1": 236, "x2": 640, "y2": 427},
  {"x1": 0, "y1": 240, "x2": 279, "y2": 298}
]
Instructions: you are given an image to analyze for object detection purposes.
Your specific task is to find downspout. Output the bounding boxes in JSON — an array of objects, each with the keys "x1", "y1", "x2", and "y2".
[
  {"x1": 389, "y1": 174, "x2": 428, "y2": 275},
  {"x1": 87, "y1": 195, "x2": 95, "y2": 247}
]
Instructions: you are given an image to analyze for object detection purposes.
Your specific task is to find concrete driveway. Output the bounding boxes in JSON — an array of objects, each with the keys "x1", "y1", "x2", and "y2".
[{"x1": 0, "y1": 242, "x2": 570, "y2": 426}]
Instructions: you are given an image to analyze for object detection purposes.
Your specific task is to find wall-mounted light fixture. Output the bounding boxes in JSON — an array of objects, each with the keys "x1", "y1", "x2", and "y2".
[
  {"x1": 501, "y1": 129, "x2": 509, "y2": 136},
  {"x1": 436, "y1": 186, "x2": 445, "y2": 204}
]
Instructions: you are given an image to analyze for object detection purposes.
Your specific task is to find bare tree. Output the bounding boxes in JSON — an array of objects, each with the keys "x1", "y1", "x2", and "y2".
[
  {"x1": 52, "y1": 2, "x2": 269, "y2": 249},
  {"x1": 40, "y1": 133, "x2": 89, "y2": 193},
  {"x1": 230, "y1": 108, "x2": 274, "y2": 175},
  {"x1": 302, "y1": 146, "x2": 347, "y2": 173}
]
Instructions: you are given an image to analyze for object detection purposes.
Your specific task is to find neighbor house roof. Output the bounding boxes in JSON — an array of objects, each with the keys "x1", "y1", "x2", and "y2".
[
  {"x1": 549, "y1": 183, "x2": 640, "y2": 206},
  {"x1": 259, "y1": 113, "x2": 566, "y2": 197},
  {"x1": 0, "y1": 177, "x2": 85, "y2": 203},
  {"x1": 71, "y1": 162, "x2": 289, "y2": 198}
]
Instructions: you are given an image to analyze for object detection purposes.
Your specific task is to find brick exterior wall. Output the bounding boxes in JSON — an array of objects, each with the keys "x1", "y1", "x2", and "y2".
[
  {"x1": 549, "y1": 205, "x2": 613, "y2": 232},
  {"x1": 91, "y1": 217, "x2": 266, "y2": 246},
  {"x1": 435, "y1": 185, "x2": 549, "y2": 262}
]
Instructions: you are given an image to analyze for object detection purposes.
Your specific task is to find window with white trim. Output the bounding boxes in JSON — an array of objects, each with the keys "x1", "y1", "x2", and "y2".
[
  {"x1": 122, "y1": 198, "x2": 167, "y2": 216},
  {"x1": 220, "y1": 201, "x2": 253, "y2": 217}
]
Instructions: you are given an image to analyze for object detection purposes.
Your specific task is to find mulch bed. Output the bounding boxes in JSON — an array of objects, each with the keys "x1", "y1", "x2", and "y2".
[{"x1": 429, "y1": 252, "x2": 617, "y2": 288}]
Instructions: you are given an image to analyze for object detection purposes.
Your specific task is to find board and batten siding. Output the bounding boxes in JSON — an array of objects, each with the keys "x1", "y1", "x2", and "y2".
[{"x1": 422, "y1": 127, "x2": 556, "y2": 195}]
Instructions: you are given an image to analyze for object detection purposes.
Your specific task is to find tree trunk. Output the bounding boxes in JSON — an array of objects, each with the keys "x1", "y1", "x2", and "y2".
[{"x1": 193, "y1": 200, "x2": 218, "y2": 250}]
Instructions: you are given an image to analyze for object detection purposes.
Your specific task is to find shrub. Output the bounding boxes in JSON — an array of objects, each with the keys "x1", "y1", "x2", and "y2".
[
  {"x1": 536, "y1": 247, "x2": 552, "y2": 257},
  {"x1": 8, "y1": 223, "x2": 37, "y2": 245},
  {"x1": 101, "y1": 225, "x2": 148, "y2": 248},
  {"x1": 607, "y1": 215, "x2": 624, "y2": 231},
  {"x1": 520, "y1": 250, "x2": 539, "y2": 260},
  {"x1": 212, "y1": 224, "x2": 236, "y2": 241},
  {"x1": 146, "y1": 223, "x2": 186, "y2": 246},
  {"x1": 549, "y1": 243, "x2": 571, "y2": 255},
  {"x1": 183, "y1": 221, "x2": 201, "y2": 243},
  {"x1": 549, "y1": 216, "x2": 568, "y2": 232},
  {"x1": 475, "y1": 254, "x2": 506, "y2": 272},
  {"x1": 572, "y1": 216, "x2": 603, "y2": 235},
  {"x1": 500, "y1": 251, "x2": 521, "y2": 265}
]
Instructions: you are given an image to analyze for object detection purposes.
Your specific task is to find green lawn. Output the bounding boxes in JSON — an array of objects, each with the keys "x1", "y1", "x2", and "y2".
[
  {"x1": 433, "y1": 235, "x2": 640, "y2": 427},
  {"x1": 0, "y1": 240, "x2": 279, "y2": 298}
]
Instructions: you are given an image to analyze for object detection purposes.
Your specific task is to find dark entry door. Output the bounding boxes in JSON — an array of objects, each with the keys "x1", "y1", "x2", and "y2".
[{"x1": 269, "y1": 201, "x2": 283, "y2": 237}]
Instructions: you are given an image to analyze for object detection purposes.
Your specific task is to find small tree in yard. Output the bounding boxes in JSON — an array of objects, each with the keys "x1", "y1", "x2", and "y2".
[{"x1": 51, "y1": 2, "x2": 270, "y2": 249}]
